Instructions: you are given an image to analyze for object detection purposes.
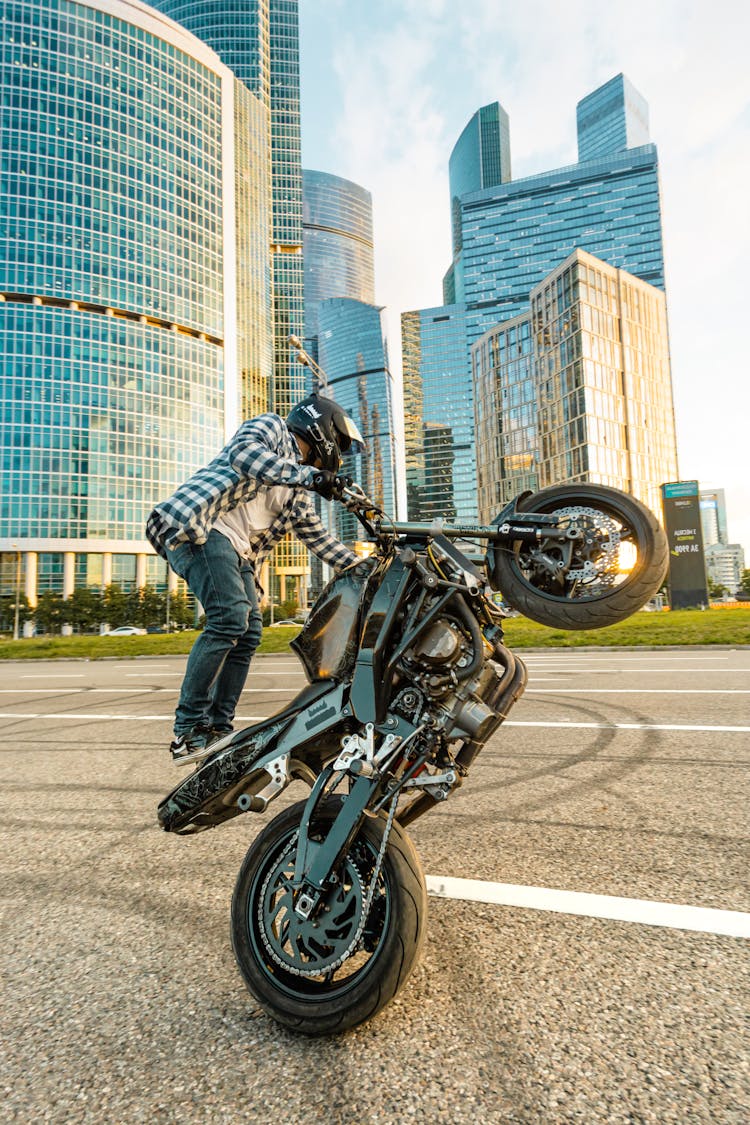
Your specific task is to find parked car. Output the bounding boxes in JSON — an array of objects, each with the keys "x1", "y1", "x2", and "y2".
[
  {"x1": 105, "y1": 625, "x2": 147, "y2": 636},
  {"x1": 269, "y1": 619, "x2": 300, "y2": 627}
]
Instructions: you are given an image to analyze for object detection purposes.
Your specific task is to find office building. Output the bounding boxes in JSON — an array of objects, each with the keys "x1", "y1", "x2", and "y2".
[
  {"x1": 443, "y1": 101, "x2": 511, "y2": 305},
  {"x1": 317, "y1": 299, "x2": 397, "y2": 543},
  {"x1": 473, "y1": 250, "x2": 678, "y2": 520},
  {"x1": 576, "y1": 73, "x2": 651, "y2": 162},
  {"x1": 700, "y1": 488, "x2": 729, "y2": 547},
  {"x1": 404, "y1": 74, "x2": 669, "y2": 521},
  {"x1": 302, "y1": 170, "x2": 375, "y2": 354},
  {"x1": 0, "y1": 0, "x2": 271, "y2": 612},
  {"x1": 704, "y1": 543, "x2": 746, "y2": 595},
  {"x1": 401, "y1": 305, "x2": 471, "y2": 521},
  {"x1": 151, "y1": 0, "x2": 309, "y2": 602}
]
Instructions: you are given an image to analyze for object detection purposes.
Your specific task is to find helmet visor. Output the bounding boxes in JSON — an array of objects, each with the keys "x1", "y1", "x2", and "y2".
[{"x1": 334, "y1": 409, "x2": 365, "y2": 456}]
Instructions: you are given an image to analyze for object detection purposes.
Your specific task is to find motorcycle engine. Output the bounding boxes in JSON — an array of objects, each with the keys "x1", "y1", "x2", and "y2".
[{"x1": 401, "y1": 619, "x2": 473, "y2": 688}]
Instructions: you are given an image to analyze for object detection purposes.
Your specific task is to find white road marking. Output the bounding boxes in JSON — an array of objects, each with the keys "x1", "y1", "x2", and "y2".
[
  {"x1": 521, "y1": 661, "x2": 750, "y2": 670},
  {"x1": 505, "y1": 720, "x2": 750, "y2": 733},
  {"x1": 1, "y1": 713, "x2": 748, "y2": 733},
  {"x1": 124, "y1": 671, "x2": 304, "y2": 678},
  {"x1": 526, "y1": 688, "x2": 750, "y2": 694},
  {"x1": 0, "y1": 689, "x2": 174, "y2": 694},
  {"x1": 425, "y1": 876, "x2": 750, "y2": 939},
  {"x1": 0, "y1": 687, "x2": 305, "y2": 695},
  {"x1": 0, "y1": 712, "x2": 266, "y2": 722},
  {"x1": 19, "y1": 674, "x2": 86, "y2": 679}
]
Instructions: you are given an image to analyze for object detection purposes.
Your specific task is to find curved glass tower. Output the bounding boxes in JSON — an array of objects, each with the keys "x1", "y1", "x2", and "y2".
[
  {"x1": 302, "y1": 170, "x2": 375, "y2": 349},
  {"x1": 0, "y1": 0, "x2": 271, "y2": 610},
  {"x1": 317, "y1": 299, "x2": 396, "y2": 542},
  {"x1": 150, "y1": 0, "x2": 305, "y2": 410},
  {"x1": 150, "y1": 0, "x2": 309, "y2": 605}
]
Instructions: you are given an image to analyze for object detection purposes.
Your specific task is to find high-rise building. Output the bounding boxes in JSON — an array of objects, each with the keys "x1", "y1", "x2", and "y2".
[
  {"x1": 301, "y1": 171, "x2": 400, "y2": 567},
  {"x1": 404, "y1": 73, "x2": 669, "y2": 521},
  {"x1": 151, "y1": 0, "x2": 304, "y2": 409},
  {"x1": 302, "y1": 170, "x2": 375, "y2": 353},
  {"x1": 401, "y1": 305, "x2": 470, "y2": 521},
  {"x1": 151, "y1": 0, "x2": 308, "y2": 602},
  {"x1": 443, "y1": 101, "x2": 511, "y2": 305},
  {"x1": 473, "y1": 250, "x2": 678, "y2": 520},
  {"x1": 317, "y1": 299, "x2": 397, "y2": 540},
  {"x1": 704, "y1": 543, "x2": 745, "y2": 595},
  {"x1": 699, "y1": 488, "x2": 729, "y2": 547},
  {"x1": 576, "y1": 73, "x2": 650, "y2": 162},
  {"x1": 0, "y1": 0, "x2": 271, "y2": 612}
]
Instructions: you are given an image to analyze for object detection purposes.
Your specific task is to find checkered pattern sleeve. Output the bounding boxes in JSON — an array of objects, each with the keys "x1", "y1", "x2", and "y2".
[
  {"x1": 226, "y1": 414, "x2": 317, "y2": 489},
  {"x1": 292, "y1": 493, "x2": 359, "y2": 572}
]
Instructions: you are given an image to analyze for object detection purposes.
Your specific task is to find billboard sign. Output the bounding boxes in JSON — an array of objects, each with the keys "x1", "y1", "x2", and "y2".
[{"x1": 660, "y1": 481, "x2": 709, "y2": 609}]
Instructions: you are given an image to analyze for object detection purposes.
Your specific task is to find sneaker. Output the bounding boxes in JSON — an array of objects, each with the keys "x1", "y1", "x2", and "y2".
[{"x1": 170, "y1": 724, "x2": 214, "y2": 766}]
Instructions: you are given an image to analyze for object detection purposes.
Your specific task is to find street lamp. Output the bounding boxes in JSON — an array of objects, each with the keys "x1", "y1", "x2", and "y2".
[{"x1": 11, "y1": 543, "x2": 21, "y2": 641}]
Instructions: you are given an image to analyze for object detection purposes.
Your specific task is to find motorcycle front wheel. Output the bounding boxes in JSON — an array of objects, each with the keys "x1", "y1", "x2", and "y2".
[
  {"x1": 490, "y1": 484, "x2": 669, "y2": 630},
  {"x1": 230, "y1": 796, "x2": 427, "y2": 1035}
]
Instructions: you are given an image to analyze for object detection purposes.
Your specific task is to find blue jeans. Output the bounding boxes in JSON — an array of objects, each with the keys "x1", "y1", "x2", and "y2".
[{"x1": 167, "y1": 530, "x2": 263, "y2": 735}]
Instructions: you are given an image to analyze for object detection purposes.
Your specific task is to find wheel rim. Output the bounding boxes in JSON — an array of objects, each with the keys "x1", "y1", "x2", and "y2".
[
  {"x1": 248, "y1": 826, "x2": 391, "y2": 999},
  {"x1": 512, "y1": 499, "x2": 644, "y2": 604}
]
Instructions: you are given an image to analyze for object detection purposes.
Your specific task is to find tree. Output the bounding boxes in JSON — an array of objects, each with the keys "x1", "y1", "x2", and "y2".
[
  {"x1": 67, "y1": 587, "x2": 103, "y2": 632},
  {"x1": 707, "y1": 578, "x2": 728, "y2": 600},
  {"x1": 0, "y1": 593, "x2": 32, "y2": 634},
  {"x1": 34, "y1": 592, "x2": 66, "y2": 634},
  {"x1": 127, "y1": 585, "x2": 163, "y2": 629},
  {"x1": 101, "y1": 584, "x2": 129, "y2": 628},
  {"x1": 168, "y1": 590, "x2": 193, "y2": 629},
  {"x1": 740, "y1": 569, "x2": 750, "y2": 597}
]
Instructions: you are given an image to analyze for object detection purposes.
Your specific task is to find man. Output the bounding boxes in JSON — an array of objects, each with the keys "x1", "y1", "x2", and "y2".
[{"x1": 146, "y1": 395, "x2": 363, "y2": 765}]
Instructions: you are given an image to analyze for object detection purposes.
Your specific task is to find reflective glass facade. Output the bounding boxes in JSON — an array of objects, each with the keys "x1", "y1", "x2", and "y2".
[
  {"x1": 577, "y1": 74, "x2": 650, "y2": 163},
  {"x1": 405, "y1": 74, "x2": 669, "y2": 520},
  {"x1": 444, "y1": 101, "x2": 510, "y2": 305},
  {"x1": 152, "y1": 0, "x2": 306, "y2": 590},
  {"x1": 0, "y1": 0, "x2": 271, "y2": 602},
  {"x1": 302, "y1": 170, "x2": 375, "y2": 349},
  {"x1": 473, "y1": 250, "x2": 678, "y2": 522},
  {"x1": 401, "y1": 305, "x2": 475, "y2": 522},
  {"x1": 460, "y1": 143, "x2": 665, "y2": 346},
  {"x1": 317, "y1": 299, "x2": 396, "y2": 543},
  {"x1": 474, "y1": 313, "x2": 537, "y2": 515},
  {"x1": 152, "y1": 0, "x2": 305, "y2": 411}
]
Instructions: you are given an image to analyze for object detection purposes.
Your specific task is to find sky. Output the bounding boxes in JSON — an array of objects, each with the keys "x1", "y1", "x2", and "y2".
[{"x1": 299, "y1": 0, "x2": 750, "y2": 557}]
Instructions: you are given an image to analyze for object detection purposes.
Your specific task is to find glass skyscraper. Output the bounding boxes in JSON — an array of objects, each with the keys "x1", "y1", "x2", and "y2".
[
  {"x1": 473, "y1": 250, "x2": 678, "y2": 521},
  {"x1": 403, "y1": 73, "x2": 669, "y2": 523},
  {"x1": 317, "y1": 299, "x2": 396, "y2": 539},
  {"x1": 151, "y1": 0, "x2": 305, "y2": 412},
  {"x1": 0, "y1": 0, "x2": 271, "y2": 612},
  {"x1": 576, "y1": 73, "x2": 650, "y2": 163},
  {"x1": 302, "y1": 169, "x2": 375, "y2": 351},
  {"x1": 443, "y1": 101, "x2": 511, "y2": 306},
  {"x1": 401, "y1": 305, "x2": 471, "y2": 521},
  {"x1": 301, "y1": 171, "x2": 400, "y2": 562},
  {"x1": 151, "y1": 0, "x2": 309, "y2": 603}
]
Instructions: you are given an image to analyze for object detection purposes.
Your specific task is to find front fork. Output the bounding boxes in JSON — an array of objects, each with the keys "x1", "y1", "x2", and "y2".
[{"x1": 291, "y1": 766, "x2": 381, "y2": 920}]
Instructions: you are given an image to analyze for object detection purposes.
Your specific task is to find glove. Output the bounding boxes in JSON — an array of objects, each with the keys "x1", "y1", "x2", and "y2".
[{"x1": 311, "y1": 472, "x2": 353, "y2": 501}]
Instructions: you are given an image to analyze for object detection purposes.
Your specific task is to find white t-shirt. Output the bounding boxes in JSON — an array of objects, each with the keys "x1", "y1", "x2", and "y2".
[{"x1": 213, "y1": 486, "x2": 293, "y2": 559}]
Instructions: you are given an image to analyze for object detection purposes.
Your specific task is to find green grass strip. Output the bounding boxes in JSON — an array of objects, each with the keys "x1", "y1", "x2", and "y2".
[{"x1": 0, "y1": 608, "x2": 748, "y2": 661}]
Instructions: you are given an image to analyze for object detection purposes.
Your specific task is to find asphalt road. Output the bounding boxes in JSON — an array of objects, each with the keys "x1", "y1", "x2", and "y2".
[{"x1": 1, "y1": 647, "x2": 748, "y2": 1124}]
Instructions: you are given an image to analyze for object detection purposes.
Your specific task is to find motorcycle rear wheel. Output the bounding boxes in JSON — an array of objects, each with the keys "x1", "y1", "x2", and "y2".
[
  {"x1": 491, "y1": 484, "x2": 668, "y2": 630},
  {"x1": 231, "y1": 796, "x2": 427, "y2": 1035}
]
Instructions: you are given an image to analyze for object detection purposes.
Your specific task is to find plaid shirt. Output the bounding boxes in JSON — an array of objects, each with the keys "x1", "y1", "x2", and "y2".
[{"x1": 146, "y1": 413, "x2": 357, "y2": 580}]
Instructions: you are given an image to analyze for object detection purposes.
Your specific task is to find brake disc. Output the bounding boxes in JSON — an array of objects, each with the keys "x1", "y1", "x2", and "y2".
[{"x1": 547, "y1": 505, "x2": 622, "y2": 581}]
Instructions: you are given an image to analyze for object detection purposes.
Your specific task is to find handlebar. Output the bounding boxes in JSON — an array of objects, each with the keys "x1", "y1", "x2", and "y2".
[{"x1": 340, "y1": 485, "x2": 509, "y2": 543}]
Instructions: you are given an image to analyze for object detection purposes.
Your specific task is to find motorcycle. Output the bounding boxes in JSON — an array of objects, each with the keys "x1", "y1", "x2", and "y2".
[{"x1": 158, "y1": 481, "x2": 668, "y2": 1034}]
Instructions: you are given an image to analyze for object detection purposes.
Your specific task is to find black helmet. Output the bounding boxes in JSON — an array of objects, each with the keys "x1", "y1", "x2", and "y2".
[{"x1": 287, "y1": 394, "x2": 365, "y2": 472}]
